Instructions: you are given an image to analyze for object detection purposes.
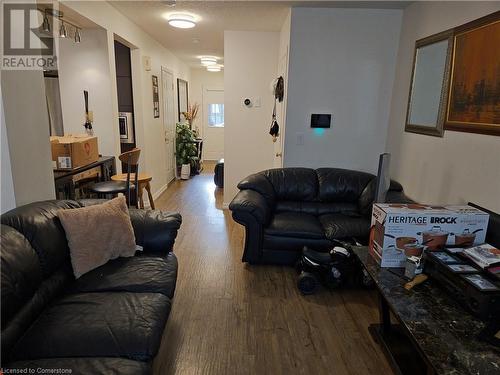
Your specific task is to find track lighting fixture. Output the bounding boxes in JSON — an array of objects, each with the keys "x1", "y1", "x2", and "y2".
[{"x1": 59, "y1": 22, "x2": 68, "y2": 38}]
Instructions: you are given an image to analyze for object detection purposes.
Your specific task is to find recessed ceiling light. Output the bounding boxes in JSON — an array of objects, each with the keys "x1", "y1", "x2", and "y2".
[
  {"x1": 201, "y1": 56, "x2": 217, "y2": 66},
  {"x1": 207, "y1": 65, "x2": 222, "y2": 72},
  {"x1": 168, "y1": 14, "x2": 196, "y2": 29}
]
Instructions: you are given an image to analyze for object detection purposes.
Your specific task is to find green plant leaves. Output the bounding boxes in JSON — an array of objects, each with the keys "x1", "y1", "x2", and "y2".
[{"x1": 175, "y1": 122, "x2": 198, "y2": 167}]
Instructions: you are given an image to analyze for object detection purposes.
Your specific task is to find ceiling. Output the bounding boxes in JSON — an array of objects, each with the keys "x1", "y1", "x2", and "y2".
[{"x1": 110, "y1": 1, "x2": 410, "y2": 68}]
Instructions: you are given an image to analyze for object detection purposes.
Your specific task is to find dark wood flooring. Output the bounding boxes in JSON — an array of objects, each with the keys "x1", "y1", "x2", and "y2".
[{"x1": 152, "y1": 163, "x2": 393, "y2": 375}]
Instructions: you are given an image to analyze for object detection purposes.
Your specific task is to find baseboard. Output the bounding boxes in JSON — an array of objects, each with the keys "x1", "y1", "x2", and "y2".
[{"x1": 143, "y1": 181, "x2": 171, "y2": 209}]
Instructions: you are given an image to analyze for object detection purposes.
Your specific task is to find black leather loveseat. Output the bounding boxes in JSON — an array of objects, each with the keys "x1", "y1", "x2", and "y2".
[
  {"x1": 229, "y1": 168, "x2": 411, "y2": 265},
  {"x1": 1, "y1": 200, "x2": 181, "y2": 374}
]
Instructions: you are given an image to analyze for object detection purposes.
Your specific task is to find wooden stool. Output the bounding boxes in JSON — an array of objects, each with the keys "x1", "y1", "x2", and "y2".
[{"x1": 111, "y1": 173, "x2": 155, "y2": 209}]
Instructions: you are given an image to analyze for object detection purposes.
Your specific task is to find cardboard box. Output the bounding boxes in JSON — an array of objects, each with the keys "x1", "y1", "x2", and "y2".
[
  {"x1": 369, "y1": 203, "x2": 489, "y2": 268},
  {"x1": 51, "y1": 135, "x2": 99, "y2": 169}
]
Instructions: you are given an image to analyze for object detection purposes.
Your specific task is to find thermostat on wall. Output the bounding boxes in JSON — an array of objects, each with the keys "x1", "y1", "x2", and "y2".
[{"x1": 311, "y1": 114, "x2": 331, "y2": 128}]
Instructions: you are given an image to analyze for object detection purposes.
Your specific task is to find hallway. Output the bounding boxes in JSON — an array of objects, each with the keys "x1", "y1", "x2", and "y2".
[{"x1": 153, "y1": 165, "x2": 393, "y2": 375}]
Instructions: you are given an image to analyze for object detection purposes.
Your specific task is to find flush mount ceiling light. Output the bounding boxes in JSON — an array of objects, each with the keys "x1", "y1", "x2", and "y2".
[
  {"x1": 168, "y1": 14, "x2": 196, "y2": 29},
  {"x1": 200, "y1": 56, "x2": 217, "y2": 66},
  {"x1": 207, "y1": 65, "x2": 222, "y2": 72}
]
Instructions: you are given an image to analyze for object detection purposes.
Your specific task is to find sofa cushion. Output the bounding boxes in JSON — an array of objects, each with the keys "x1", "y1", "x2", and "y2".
[
  {"x1": 316, "y1": 168, "x2": 374, "y2": 203},
  {"x1": 264, "y1": 168, "x2": 318, "y2": 201},
  {"x1": 11, "y1": 292, "x2": 171, "y2": 362},
  {"x1": 1, "y1": 200, "x2": 82, "y2": 277},
  {"x1": 319, "y1": 213, "x2": 370, "y2": 240},
  {"x1": 275, "y1": 201, "x2": 359, "y2": 216},
  {"x1": 73, "y1": 253, "x2": 177, "y2": 299},
  {"x1": 5, "y1": 357, "x2": 151, "y2": 375},
  {"x1": 265, "y1": 212, "x2": 325, "y2": 239}
]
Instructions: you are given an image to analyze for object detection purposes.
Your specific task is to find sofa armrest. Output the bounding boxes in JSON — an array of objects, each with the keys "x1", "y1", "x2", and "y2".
[
  {"x1": 229, "y1": 190, "x2": 271, "y2": 225},
  {"x1": 128, "y1": 209, "x2": 182, "y2": 254}
]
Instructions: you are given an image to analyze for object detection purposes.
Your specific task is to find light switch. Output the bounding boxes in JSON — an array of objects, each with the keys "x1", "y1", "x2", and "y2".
[
  {"x1": 296, "y1": 132, "x2": 304, "y2": 145},
  {"x1": 254, "y1": 97, "x2": 261, "y2": 108}
]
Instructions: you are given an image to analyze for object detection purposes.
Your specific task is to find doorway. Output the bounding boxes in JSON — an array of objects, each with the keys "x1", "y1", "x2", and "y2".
[
  {"x1": 202, "y1": 87, "x2": 224, "y2": 161},
  {"x1": 161, "y1": 67, "x2": 176, "y2": 183}
]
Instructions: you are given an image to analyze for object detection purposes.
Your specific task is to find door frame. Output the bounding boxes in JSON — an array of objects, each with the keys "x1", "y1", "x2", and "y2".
[
  {"x1": 161, "y1": 66, "x2": 176, "y2": 182},
  {"x1": 274, "y1": 47, "x2": 289, "y2": 168}
]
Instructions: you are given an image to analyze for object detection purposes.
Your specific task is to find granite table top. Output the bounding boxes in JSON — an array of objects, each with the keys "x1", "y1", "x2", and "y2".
[{"x1": 354, "y1": 247, "x2": 500, "y2": 375}]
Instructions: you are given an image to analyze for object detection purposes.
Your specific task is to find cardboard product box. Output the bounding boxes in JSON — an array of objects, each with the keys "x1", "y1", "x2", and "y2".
[
  {"x1": 369, "y1": 203, "x2": 489, "y2": 268},
  {"x1": 51, "y1": 135, "x2": 99, "y2": 169}
]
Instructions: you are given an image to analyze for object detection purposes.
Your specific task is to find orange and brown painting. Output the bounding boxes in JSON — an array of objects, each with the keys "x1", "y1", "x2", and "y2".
[{"x1": 448, "y1": 20, "x2": 500, "y2": 128}]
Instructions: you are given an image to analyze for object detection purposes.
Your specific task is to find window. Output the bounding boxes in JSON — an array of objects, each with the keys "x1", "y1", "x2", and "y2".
[{"x1": 207, "y1": 103, "x2": 224, "y2": 127}]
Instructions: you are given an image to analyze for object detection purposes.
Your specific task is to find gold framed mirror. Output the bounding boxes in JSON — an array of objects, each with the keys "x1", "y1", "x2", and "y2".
[{"x1": 405, "y1": 30, "x2": 454, "y2": 137}]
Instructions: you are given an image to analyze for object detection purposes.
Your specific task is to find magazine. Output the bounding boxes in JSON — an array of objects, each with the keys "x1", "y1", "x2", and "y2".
[{"x1": 463, "y1": 244, "x2": 500, "y2": 269}]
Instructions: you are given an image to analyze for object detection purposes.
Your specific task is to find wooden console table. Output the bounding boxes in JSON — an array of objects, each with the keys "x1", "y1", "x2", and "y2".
[
  {"x1": 354, "y1": 247, "x2": 499, "y2": 375},
  {"x1": 53, "y1": 156, "x2": 116, "y2": 200}
]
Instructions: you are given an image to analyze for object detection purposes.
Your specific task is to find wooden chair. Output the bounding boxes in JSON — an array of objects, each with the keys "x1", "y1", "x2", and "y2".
[
  {"x1": 90, "y1": 148, "x2": 141, "y2": 207},
  {"x1": 111, "y1": 173, "x2": 155, "y2": 209}
]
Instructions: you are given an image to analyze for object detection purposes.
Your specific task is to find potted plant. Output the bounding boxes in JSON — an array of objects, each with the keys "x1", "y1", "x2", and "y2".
[{"x1": 175, "y1": 122, "x2": 198, "y2": 180}]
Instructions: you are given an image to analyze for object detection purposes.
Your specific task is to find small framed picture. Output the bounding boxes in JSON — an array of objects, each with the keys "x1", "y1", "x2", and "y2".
[
  {"x1": 445, "y1": 264, "x2": 478, "y2": 274},
  {"x1": 152, "y1": 75, "x2": 160, "y2": 118},
  {"x1": 429, "y1": 252, "x2": 461, "y2": 264},
  {"x1": 462, "y1": 274, "x2": 499, "y2": 291}
]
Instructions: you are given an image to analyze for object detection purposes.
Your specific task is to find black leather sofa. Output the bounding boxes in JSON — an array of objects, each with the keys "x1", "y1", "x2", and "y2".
[
  {"x1": 229, "y1": 168, "x2": 412, "y2": 265},
  {"x1": 1, "y1": 200, "x2": 182, "y2": 374}
]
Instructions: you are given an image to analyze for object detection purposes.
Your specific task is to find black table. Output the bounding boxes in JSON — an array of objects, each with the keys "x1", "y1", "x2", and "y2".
[
  {"x1": 354, "y1": 247, "x2": 499, "y2": 375},
  {"x1": 53, "y1": 156, "x2": 116, "y2": 200}
]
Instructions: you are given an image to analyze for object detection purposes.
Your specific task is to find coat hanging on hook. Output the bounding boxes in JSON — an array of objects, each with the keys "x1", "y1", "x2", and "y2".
[
  {"x1": 269, "y1": 76, "x2": 284, "y2": 142},
  {"x1": 274, "y1": 76, "x2": 284, "y2": 102}
]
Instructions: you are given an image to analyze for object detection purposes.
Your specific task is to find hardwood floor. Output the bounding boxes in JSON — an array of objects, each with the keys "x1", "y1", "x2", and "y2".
[{"x1": 153, "y1": 163, "x2": 393, "y2": 375}]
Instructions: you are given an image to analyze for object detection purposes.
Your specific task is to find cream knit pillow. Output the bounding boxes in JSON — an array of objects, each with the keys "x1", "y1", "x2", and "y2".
[{"x1": 58, "y1": 196, "x2": 136, "y2": 278}]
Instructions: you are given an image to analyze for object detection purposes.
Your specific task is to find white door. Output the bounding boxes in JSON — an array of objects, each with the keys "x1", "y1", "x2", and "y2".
[
  {"x1": 273, "y1": 47, "x2": 288, "y2": 168},
  {"x1": 161, "y1": 67, "x2": 175, "y2": 182},
  {"x1": 202, "y1": 87, "x2": 224, "y2": 161}
]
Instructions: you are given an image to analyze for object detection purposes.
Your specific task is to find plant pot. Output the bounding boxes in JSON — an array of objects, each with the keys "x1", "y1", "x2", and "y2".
[{"x1": 180, "y1": 164, "x2": 191, "y2": 180}]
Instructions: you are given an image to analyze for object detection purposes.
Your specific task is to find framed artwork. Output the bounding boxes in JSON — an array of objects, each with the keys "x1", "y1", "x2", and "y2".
[
  {"x1": 405, "y1": 30, "x2": 454, "y2": 137},
  {"x1": 445, "y1": 12, "x2": 500, "y2": 136},
  {"x1": 177, "y1": 78, "x2": 188, "y2": 122},
  {"x1": 152, "y1": 75, "x2": 160, "y2": 118}
]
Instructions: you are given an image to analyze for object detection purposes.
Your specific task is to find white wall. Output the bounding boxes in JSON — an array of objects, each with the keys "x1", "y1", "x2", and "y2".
[
  {"x1": 224, "y1": 31, "x2": 280, "y2": 204},
  {"x1": 189, "y1": 67, "x2": 224, "y2": 134},
  {"x1": 58, "y1": 28, "x2": 117, "y2": 157},
  {"x1": 283, "y1": 8, "x2": 402, "y2": 174},
  {"x1": 386, "y1": 1, "x2": 500, "y2": 212},
  {"x1": 64, "y1": 1, "x2": 191, "y2": 196},
  {"x1": 1, "y1": 84, "x2": 16, "y2": 213},
  {"x1": 1, "y1": 71, "x2": 56, "y2": 206}
]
